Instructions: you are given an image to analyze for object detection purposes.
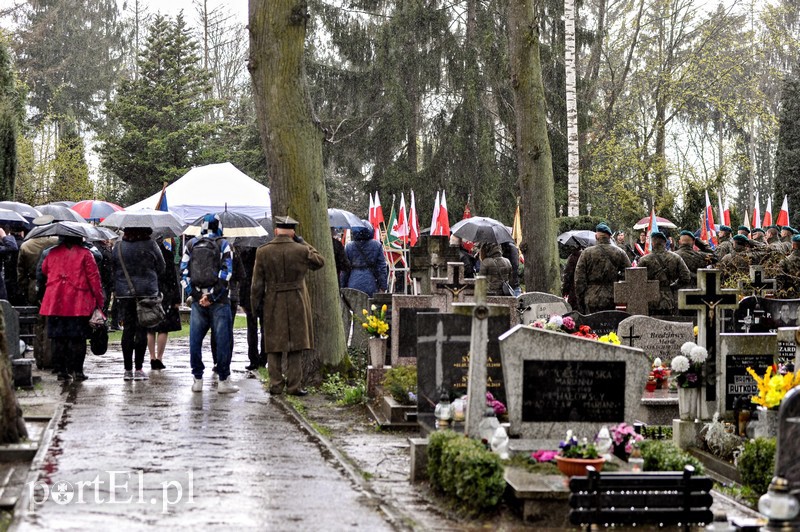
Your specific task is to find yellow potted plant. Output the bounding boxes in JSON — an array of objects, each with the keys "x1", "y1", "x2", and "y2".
[{"x1": 360, "y1": 305, "x2": 389, "y2": 367}]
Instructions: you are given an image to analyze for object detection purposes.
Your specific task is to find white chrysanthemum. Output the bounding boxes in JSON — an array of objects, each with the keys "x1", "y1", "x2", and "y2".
[
  {"x1": 681, "y1": 342, "x2": 696, "y2": 356},
  {"x1": 549, "y1": 315, "x2": 563, "y2": 326},
  {"x1": 671, "y1": 355, "x2": 690, "y2": 373},
  {"x1": 690, "y1": 345, "x2": 708, "y2": 364}
]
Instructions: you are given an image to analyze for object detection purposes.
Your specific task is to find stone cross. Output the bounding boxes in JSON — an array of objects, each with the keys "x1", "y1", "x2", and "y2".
[
  {"x1": 614, "y1": 267, "x2": 661, "y2": 316},
  {"x1": 678, "y1": 268, "x2": 740, "y2": 409},
  {"x1": 430, "y1": 262, "x2": 474, "y2": 309},
  {"x1": 417, "y1": 319, "x2": 471, "y2": 398},
  {"x1": 620, "y1": 325, "x2": 641, "y2": 347},
  {"x1": 737, "y1": 265, "x2": 777, "y2": 297}
]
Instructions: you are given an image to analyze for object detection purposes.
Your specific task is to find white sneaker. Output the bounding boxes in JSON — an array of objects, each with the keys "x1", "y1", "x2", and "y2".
[
  {"x1": 217, "y1": 379, "x2": 239, "y2": 394},
  {"x1": 133, "y1": 369, "x2": 148, "y2": 381},
  {"x1": 191, "y1": 378, "x2": 203, "y2": 392},
  {"x1": 212, "y1": 371, "x2": 219, "y2": 386}
]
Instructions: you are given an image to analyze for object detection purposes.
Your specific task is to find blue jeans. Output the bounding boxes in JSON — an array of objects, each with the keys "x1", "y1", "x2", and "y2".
[{"x1": 189, "y1": 300, "x2": 232, "y2": 380}]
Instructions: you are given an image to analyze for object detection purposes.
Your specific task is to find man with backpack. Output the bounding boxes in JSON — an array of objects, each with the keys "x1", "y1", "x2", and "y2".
[{"x1": 180, "y1": 213, "x2": 239, "y2": 394}]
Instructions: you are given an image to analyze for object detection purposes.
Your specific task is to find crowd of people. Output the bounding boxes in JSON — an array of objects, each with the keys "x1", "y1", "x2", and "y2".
[{"x1": 562, "y1": 222, "x2": 800, "y2": 315}]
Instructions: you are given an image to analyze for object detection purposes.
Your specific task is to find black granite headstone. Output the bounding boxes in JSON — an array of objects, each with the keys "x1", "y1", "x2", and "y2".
[
  {"x1": 732, "y1": 296, "x2": 800, "y2": 333},
  {"x1": 397, "y1": 307, "x2": 438, "y2": 359},
  {"x1": 416, "y1": 312, "x2": 507, "y2": 414},
  {"x1": 521, "y1": 360, "x2": 626, "y2": 422},
  {"x1": 725, "y1": 353, "x2": 775, "y2": 411},
  {"x1": 564, "y1": 310, "x2": 632, "y2": 337}
]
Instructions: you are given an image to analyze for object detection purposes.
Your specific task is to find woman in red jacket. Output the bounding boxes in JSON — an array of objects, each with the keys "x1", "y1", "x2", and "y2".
[{"x1": 40, "y1": 236, "x2": 105, "y2": 381}]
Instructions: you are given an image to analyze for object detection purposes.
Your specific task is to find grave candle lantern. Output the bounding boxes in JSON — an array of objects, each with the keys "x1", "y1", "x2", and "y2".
[{"x1": 434, "y1": 392, "x2": 453, "y2": 428}]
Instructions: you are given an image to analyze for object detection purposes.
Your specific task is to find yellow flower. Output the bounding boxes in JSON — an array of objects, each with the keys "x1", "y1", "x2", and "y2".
[{"x1": 362, "y1": 309, "x2": 368, "y2": 316}]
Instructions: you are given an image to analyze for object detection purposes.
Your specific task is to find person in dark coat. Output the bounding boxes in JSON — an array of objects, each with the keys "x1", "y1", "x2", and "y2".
[
  {"x1": 3, "y1": 224, "x2": 25, "y2": 305},
  {"x1": 562, "y1": 246, "x2": 582, "y2": 310},
  {"x1": 332, "y1": 229, "x2": 350, "y2": 287},
  {"x1": 238, "y1": 245, "x2": 266, "y2": 371},
  {"x1": 342, "y1": 226, "x2": 388, "y2": 296},
  {"x1": 0, "y1": 226, "x2": 19, "y2": 301},
  {"x1": 479, "y1": 243, "x2": 512, "y2": 295},
  {"x1": 450, "y1": 235, "x2": 477, "y2": 278},
  {"x1": 112, "y1": 227, "x2": 165, "y2": 381},
  {"x1": 250, "y1": 216, "x2": 325, "y2": 396},
  {"x1": 501, "y1": 241, "x2": 521, "y2": 295},
  {"x1": 147, "y1": 238, "x2": 182, "y2": 370}
]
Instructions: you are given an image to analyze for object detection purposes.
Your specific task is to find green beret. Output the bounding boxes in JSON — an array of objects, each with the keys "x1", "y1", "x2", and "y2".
[
  {"x1": 783, "y1": 226, "x2": 799, "y2": 234},
  {"x1": 651, "y1": 230, "x2": 667, "y2": 240},
  {"x1": 793, "y1": 234, "x2": 800, "y2": 243},
  {"x1": 732, "y1": 234, "x2": 749, "y2": 244},
  {"x1": 738, "y1": 225, "x2": 750, "y2": 233},
  {"x1": 679, "y1": 230, "x2": 696, "y2": 239},
  {"x1": 719, "y1": 225, "x2": 732, "y2": 232},
  {"x1": 595, "y1": 223, "x2": 612, "y2": 236},
  {"x1": 768, "y1": 225, "x2": 780, "y2": 231},
  {"x1": 752, "y1": 227, "x2": 765, "y2": 234}
]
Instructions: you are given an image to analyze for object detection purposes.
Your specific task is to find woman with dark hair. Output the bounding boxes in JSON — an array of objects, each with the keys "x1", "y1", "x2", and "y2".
[
  {"x1": 39, "y1": 235, "x2": 104, "y2": 381},
  {"x1": 112, "y1": 227, "x2": 165, "y2": 380},
  {"x1": 147, "y1": 237, "x2": 182, "y2": 370}
]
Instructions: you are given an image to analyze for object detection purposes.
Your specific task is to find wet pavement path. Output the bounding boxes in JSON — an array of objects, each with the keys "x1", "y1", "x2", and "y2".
[{"x1": 13, "y1": 330, "x2": 394, "y2": 531}]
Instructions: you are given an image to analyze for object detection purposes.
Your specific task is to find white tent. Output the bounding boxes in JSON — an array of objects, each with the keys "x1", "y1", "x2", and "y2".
[{"x1": 126, "y1": 162, "x2": 272, "y2": 224}]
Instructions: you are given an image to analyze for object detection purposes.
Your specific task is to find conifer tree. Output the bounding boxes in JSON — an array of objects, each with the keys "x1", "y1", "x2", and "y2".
[{"x1": 775, "y1": 74, "x2": 800, "y2": 228}]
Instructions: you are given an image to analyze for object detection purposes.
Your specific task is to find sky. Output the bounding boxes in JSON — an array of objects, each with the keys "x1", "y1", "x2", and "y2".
[{"x1": 135, "y1": 0, "x2": 248, "y2": 25}]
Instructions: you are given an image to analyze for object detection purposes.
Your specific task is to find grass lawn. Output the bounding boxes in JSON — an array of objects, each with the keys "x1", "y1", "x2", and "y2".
[{"x1": 108, "y1": 314, "x2": 248, "y2": 343}]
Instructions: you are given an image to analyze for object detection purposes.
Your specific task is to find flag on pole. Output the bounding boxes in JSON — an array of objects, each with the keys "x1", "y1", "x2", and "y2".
[
  {"x1": 777, "y1": 195, "x2": 790, "y2": 227},
  {"x1": 717, "y1": 192, "x2": 725, "y2": 231},
  {"x1": 463, "y1": 195, "x2": 472, "y2": 220},
  {"x1": 155, "y1": 182, "x2": 168, "y2": 211},
  {"x1": 723, "y1": 197, "x2": 731, "y2": 227},
  {"x1": 743, "y1": 210, "x2": 751, "y2": 230},
  {"x1": 704, "y1": 191, "x2": 717, "y2": 246},
  {"x1": 700, "y1": 213, "x2": 709, "y2": 245},
  {"x1": 763, "y1": 196, "x2": 773, "y2": 228},
  {"x1": 409, "y1": 190, "x2": 419, "y2": 247},
  {"x1": 512, "y1": 198, "x2": 523, "y2": 248},
  {"x1": 437, "y1": 191, "x2": 450, "y2": 236},
  {"x1": 753, "y1": 191, "x2": 761, "y2": 229},
  {"x1": 394, "y1": 192, "x2": 409, "y2": 243},
  {"x1": 430, "y1": 191, "x2": 441, "y2": 235},
  {"x1": 645, "y1": 208, "x2": 660, "y2": 254}
]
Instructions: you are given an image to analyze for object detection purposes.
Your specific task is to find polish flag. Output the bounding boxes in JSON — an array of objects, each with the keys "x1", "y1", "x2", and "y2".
[
  {"x1": 645, "y1": 208, "x2": 659, "y2": 254},
  {"x1": 437, "y1": 191, "x2": 451, "y2": 236},
  {"x1": 717, "y1": 192, "x2": 726, "y2": 230},
  {"x1": 777, "y1": 195, "x2": 790, "y2": 227},
  {"x1": 430, "y1": 191, "x2": 441, "y2": 235},
  {"x1": 752, "y1": 192, "x2": 761, "y2": 229},
  {"x1": 396, "y1": 193, "x2": 409, "y2": 243},
  {"x1": 763, "y1": 196, "x2": 773, "y2": 228},
  {"x1": 705, "y1": 191, "x2": 717, "y2": 245},
  {"x1": 368, "y1": 193, "x2": 375, "y2": 227},
  {"x1": 743, "y1": 210, "x2": 751, "y2": 230},
  {"x1": 409, "y1": 190, "x2": 419, "y2": 247},
  {"x1": 723, "y1": 198, "x2": 731, "y2": 227}
]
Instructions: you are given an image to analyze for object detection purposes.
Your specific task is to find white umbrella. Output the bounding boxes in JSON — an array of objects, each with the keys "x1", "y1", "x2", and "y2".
[{"x1": 101, "y1": 209, "x2": 185, "y2": 237}]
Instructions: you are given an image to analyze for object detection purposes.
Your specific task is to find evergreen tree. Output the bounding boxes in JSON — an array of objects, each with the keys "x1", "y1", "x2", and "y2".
[
  {"x1": 0, "y1": 34, "x2": 23, "y2": 201},
  {"x1": 775, "y1": 74, "x2": 800, "y2": 227},
  {"x1": 50, "y1": 120, "x2": 94, "y2": 202},
  {"x1": 98, "y1": 14, "x2": 220, "y2": 204}
]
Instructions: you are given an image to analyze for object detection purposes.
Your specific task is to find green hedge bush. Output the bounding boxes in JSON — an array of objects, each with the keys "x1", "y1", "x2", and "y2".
[
  {"x1": 557, "y1": 215, "x2": 607, "y2": 235},
  {"x1": 640, "y1": 440, "x2": 704, "y2": 473},
  {"x1": 382, "y1": 366, "x2": 417, "y2": 405},
  {"x1": 738, "y1": 438, "x2": 776, "y2": 496},
  {"x1": 427, "y1": 431, "x2": 506, "y2": 512}
]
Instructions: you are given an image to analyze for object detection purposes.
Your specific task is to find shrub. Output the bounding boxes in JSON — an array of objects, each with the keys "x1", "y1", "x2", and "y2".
[
  {"x1": 737, "y1": 438, "x2": 776, "y2": 496},
  {"x1": 640, "y1": 440, "x2": 704, "y2": 474},
  {"x1": 320, "y1": 373, "x2": 348, "y2": 400},
  {"x1": 382, "y1": 366, "x2": 417, "y2": 405},
  {"x1": 427, "y1": 431, "x2": 505, "y2": 513},
  {"x1": 338, "y1": 382, "x2": 366, "y2": 406},
  {"x1": 557, "y1": 215, "x2": 607, "y2": 234}
]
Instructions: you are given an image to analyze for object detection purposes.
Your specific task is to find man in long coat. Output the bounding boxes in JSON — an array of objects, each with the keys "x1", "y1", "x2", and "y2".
[
  {"x1": 574, "y1": 223, "x2": 631, "y2": 314},
  {"x1": 250, "y1": 216, "x2": 325, "y2": 396}
]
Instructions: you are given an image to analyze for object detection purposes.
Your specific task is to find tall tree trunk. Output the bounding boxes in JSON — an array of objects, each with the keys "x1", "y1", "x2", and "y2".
[
  {"x1": 248, "y1": 0, "x2": 347, "y2": 379},
  {"x1": 0, "y1": 309, "x2": 27, "y2": 443},
  {"x1": 508, "y1": 0, "x2": 560, "y2": 293},
  {"x1": 565, "y1": 0, "x2": 579, "y2": 216}
]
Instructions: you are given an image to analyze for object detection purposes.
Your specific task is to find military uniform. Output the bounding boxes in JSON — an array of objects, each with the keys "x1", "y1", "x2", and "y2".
[
  {"x1": 777, "y1": 248, "x2": 800, "y2": 298},
  {"x1": 718, "y1": 248, "x2": 753, "y2": 283},
  {"x1": 574, "y1": 241, "x2": 631, "y2": 314},
  {"x1": 637, "y1": 247, "x2": 691, "y2": 315},
  {"x1": 674, "y1": 242, "x2": 714, "y2": 288},
  {"x1": 714, "y1": 236, "x2": 734, "y2": 261}
]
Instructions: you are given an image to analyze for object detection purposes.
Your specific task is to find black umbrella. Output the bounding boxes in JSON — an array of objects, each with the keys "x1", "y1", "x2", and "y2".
[
  {"x1": 35, "y1": 204, "x2": 86, "y2": 222},
  {"x1": 101, "y1": 209, "x2": 184, "y2": 237},
  {"x1": 0, "y1": 201, "x2": 40, "y2": 221},
  {"x1": 328, "y1": 208, "x2": 365, "y2": 228},
  {"x1": 0, "y1": 208, "x2": 28, "y2": 225},
  {"x1": 183, "y1": 211, "x2": 269, "y2": 238},
  {"x1": 25, "y1": 221, "x2": 117, "y2": 242},
  {"x1": 557, "y1": 230, "x2": 596, "y2": 249},
  {"x1": 451, "y1": 216, "x2": 513, "y2": 244},
  {"x1": 230, "y1": 217, "x2": 274, "y2": 247}
]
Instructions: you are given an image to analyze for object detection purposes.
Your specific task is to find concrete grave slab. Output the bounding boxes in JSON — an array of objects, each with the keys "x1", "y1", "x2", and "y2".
[
  {"x1": 340, "y1": 288, "x2": 370, "y2": 350},
  {"x1": 564, "y1": 310, "x2": 631, "y2": 337},
  {"x1": 719, "y1": 333, "x2": 776, "y2": 414},
  {"x1": 777, "y1": 387, "x2": 800, "y2": 528},
  {"x1": 389, "y1": 294, "x2": 443, "y2": 366},
  {"x1": 617, "y1": 315, "x2": 694, "y2": 364}
]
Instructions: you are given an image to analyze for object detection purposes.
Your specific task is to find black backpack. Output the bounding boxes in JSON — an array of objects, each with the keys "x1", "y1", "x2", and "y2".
[{"x1": 189, "y1": 237, "x2": 221, "y2": 289}]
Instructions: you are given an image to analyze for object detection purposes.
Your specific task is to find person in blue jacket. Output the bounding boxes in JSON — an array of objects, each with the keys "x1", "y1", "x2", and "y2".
[{"x1": 342, "y1": 226, "x2": 388, "y2": 296}]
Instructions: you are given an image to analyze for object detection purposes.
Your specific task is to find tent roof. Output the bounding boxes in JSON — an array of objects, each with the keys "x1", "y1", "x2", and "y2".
[{"x1": 126, "y1": 162, "x2": 272, "y2": 224}]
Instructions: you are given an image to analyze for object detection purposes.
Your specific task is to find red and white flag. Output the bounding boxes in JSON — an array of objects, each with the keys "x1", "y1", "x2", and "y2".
[
  {"x1": 437, "y1": 191, "x2": 450, "y2": 236},
  {"x1": 704, "y1": 191, "x2": 717, "y2": 245},
  {"x1": 752, "y1": 191, "x2": 761, "y2": 229},
  {"x1": 777, "y1": 195, "x2": 790, "y2": 227},
  {"x1": 409, "y1": 190, "x2": 419, "y2": 247},
  {"x1": 763, "y1": 196, "x2": 773, "y2": 228},
  {"x1": 395, "y1": 193, "x2": 409, "y2": 243},
  {"x1": 723, "y1": 197, "x2": 731, "y2": 227},
  {"x1": 368, "y1": 193, "x2": 376, "y2": 227},
  {"x1": 430, "y1": 191, "x2": 440, "y2": 235},
  {"x1": 717, "y1": 192, "x2": 726, "y2": 230}
]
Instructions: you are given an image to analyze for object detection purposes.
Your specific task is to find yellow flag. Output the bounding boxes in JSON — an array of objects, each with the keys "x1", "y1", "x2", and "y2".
[{"x1": 512, "y1": 199, "x2": 522, "y2": 247}]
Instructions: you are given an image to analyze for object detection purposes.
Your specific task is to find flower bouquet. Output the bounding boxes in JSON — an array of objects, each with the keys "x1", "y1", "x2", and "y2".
[
  {"x1": 670, "y1": 342, "x2": 707, "y2": 388},
  {"x1": 359, "y1": 304, "x2": 389, "y2": 338},
  {"x1": 610, "y1": 422, "x2": 644, "y2": 461},
  {"x1": 530, "y1": 314, "x2": 576, "y2": 332},
  {"x1": 746, "y1": 364, "x2": 800, "y2": 409}
]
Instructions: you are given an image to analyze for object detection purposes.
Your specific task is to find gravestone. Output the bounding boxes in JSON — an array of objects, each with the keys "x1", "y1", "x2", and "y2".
[
  {"x1": 340, "y1": 288, "x2": 370, "y2": 350},
  {"x1": 564, "y1": 310, "x2": 631, "y2": 336},
  {"x1": 410, "y1": 235, "x2": 460, "y2": 295},
  {"x1": 719, "y1": 333, "x2": 776, "y2": 414},
  {"x1": 737, "y1": 265, "x2": 776, "y2": 298},
  {"x1": 516, "y1": 292, "x2": 572, "y2": 326},
  {"x1": 499, "y1": 324, "x2": 650, "y2": 440},
  {"x1": 390, "y1": 294, "x2": 442, "y2": 365},
  {"x1": 776, "y1": 387, "x2": 800, "y2": 528},
  {"x1": 617, "y1": 315, "x2": 694, "y2": 364},
  {"x1": 732, "y1": 296, "x2": 800, "y2": 333},
  {"x1": 777, "y1": 328, "x2": 798, "y2": 368},
  {"x1": 614, "y1": 267, "x2": 661, "y2": 316},
  {"x1": 415, "y1": 312, "x2": 508, "y2": 417},
  {"x1": 430, "y1": 262, "x2": 475, "y2": 310},
  {"x1": 0, "y1": 301, "x2": 20, "y2": 359}
]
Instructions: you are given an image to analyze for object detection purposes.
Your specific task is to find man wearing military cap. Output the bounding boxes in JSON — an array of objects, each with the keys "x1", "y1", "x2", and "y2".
[
  {"x1": 718, "y1": 233, "x2": 756, "y2": 282},
  {"x1": 766, "y1": 225, "x2": 781, "y2": 248},
  {"x1": 777, "y1": 234, "x2": 800, "y2": 297},
  {"x1": 737, "y1": 226, "x2": 750, "y2": 236},
  {"x1": 714, "y1": 225, "x2": 734, "y2": 260},
  {"x1": 674, "y1": 230, "x2": 714, "y2": 288},
  {"x1": 251, "y1": 215, "x2": 325, "y2": 396},
  {"x1": 637, "y1": 231, "x2": 691, "y2": 315},
  {"x1": 751, "y1": 227, "x2": 766, "y2": 244},
  {"x1": 777, "y1": 226, "x2": 797, "y2": 254},
  {"x1": 573, "y1": 223, "x2": 631, "y2": 314}
]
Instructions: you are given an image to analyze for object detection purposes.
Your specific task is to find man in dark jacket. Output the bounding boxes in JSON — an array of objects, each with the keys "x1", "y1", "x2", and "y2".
[
  {"x1": 501, "y1": 241, "x2": 521, "y2": 295},
  {"x1": 250, "y1": 216, "x2": 325, "y2": 396},
  {"x1": 332, "y1": 228, "x2": 350, "y2": 287},
  {"x1": 238, "y1": 245, "x2": 266, "y2": 372}
]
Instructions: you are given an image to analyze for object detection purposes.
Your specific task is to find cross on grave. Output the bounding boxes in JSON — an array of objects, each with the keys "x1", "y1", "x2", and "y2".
[
  {"x1": 678, "y1": 268, "x2": 740, "y2": 406},
  {"x1": 614, "y1": 267, "x2": 661, "y2": 316},
  {"x1": 431, "y1": 262, "x2": 474, "y2": 299},
  {"x1": 738, "y1": 309, "x2": 754, "y2": 333},
  {"x1": 737, "y1": 265, "x2": 777, "y2": 297},
  {"x1": 621, "y1": 325, "x2": 641, "y2": 347}
]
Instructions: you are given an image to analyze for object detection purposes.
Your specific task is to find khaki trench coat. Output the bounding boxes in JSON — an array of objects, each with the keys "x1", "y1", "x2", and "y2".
[{"x1": 250, "y1": 235, "x2": 325, "y2": 353}]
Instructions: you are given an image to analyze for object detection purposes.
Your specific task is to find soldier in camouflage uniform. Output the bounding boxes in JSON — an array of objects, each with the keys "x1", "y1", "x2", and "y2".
[
  {"x1": 751, "y1": 227, "x2": 766, "y2": 244},
  {"x1": 778, "y1": 226, "x2": 796, "y2": 254},
  {"x1": 637, "y1": 231, "x2": 691, "y2": 315},
  {"x1": 766, "y1": 225, "x2": 782, "y2": 250},
  {"x1": 714, "y1": 225, "x2": 734, "y2": 261},
  {"x1": 777, "y1": 234, "x2": 800, "y2": 298},
  {"x1": 674, "y1": 230, "x2": 714, "y2": 288},
  {"x1": 719, "y1": 234, "x2": 755, "y2": 283},
  {"x1": 574, "y1": 223, "x2": 631, "y2": 314}
]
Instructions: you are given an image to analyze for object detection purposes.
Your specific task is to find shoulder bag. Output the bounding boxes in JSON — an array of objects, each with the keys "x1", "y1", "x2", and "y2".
[{"x1": 118, "y1": 242, "x2": 166, "y2": 328}]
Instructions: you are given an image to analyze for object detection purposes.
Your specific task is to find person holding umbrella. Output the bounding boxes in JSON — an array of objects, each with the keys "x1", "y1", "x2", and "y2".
[{"x1": 478, "y1": 242, "x2": 512, "y2": 296}]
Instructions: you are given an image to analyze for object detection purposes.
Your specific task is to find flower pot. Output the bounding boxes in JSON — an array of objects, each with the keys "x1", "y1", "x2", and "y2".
[
  {"x1": 755, "y1": 407, "x2": 779, "y2": 439},
  {"x1": 678, "y1": 387, "x2": 701, "y2": 420},
  {"x1": 368, "y1": 337, "x2": 387, "y2": 368},
  {"x1": 555, "y1": 455, "x2": 606, "y2": 477}
]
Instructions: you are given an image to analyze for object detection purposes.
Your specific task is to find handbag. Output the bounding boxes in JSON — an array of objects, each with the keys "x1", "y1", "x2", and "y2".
[
  {"x1": 502, "y1": 280, "x2": 515, "y2": 297},
  {"x1": 89, "y1": 307, "x2": 106, "y2": 328},
  {"x1": 118, "y1": 242, "x2": 166, "y2": 329},
  {"x1": 90, "y1": 325, "x2": 108, "y2": 355}
]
